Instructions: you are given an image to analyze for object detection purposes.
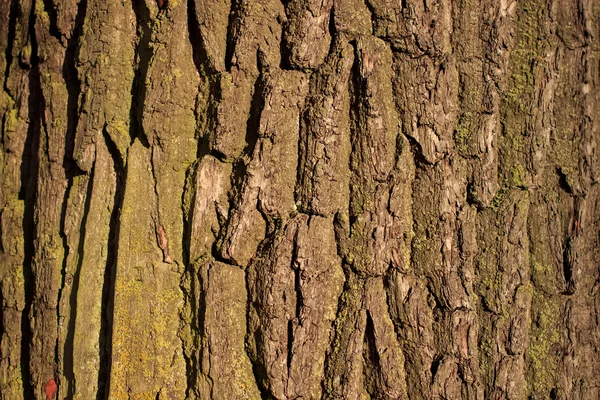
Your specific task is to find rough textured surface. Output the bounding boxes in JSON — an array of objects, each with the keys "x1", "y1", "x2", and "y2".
[{"x1": 0, "y1": 0, "x2": 599, "y2": 399}]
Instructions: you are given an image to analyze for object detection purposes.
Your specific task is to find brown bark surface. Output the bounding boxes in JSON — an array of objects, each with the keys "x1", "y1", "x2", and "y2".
[{"x1": 1, "y1": 0, "x2": 599, "y2": 399}]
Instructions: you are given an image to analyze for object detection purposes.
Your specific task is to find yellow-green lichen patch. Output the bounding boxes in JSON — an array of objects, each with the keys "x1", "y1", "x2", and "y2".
[
  {"x1": 526, "y1": 290, "x2": 561, "y2": 396},
  {"x1": 503, "y1": 0, "x2": 546, "y2": 113},
  {"x1": 496, "y1": 0, "x2": 547, "y2": 202},
  {"x1": 454, "y1": 111, "x2": 475, "y2": 155}
]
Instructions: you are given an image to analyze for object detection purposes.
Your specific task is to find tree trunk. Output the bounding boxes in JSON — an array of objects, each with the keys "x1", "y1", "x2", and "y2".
[{"x1": 1, "y1": 0, "x2": 599, "y2": 399}]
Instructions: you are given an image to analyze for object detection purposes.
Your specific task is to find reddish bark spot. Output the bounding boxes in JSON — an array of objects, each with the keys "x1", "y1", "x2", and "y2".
[
  {"x1": 157, "y1": 224, "x2": 172, "y2": 263},
  {"x1": 44, "y1": 378, "x2": 57, "y2": 400}
]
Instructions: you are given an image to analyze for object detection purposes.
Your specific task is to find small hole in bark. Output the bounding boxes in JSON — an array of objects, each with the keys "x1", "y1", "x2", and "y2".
[
  {"x1": 562, "y1": 238, "x2": 574, "y2": 294},
  {"x1": 556, "y1": 167, "x2": 573, "y2": 194},
  {"x1": 430, "y1": 356, "x2": 442, "y2": 380}
]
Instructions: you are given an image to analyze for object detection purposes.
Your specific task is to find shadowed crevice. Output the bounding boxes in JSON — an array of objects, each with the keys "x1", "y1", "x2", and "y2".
[
  {"x1": 556, "y1": 167, "x2": 574, "y2": 194},
  {"x1": 3, "y1": 0, "x2": 19, "y2": 89},
  {"x1": 218, "y1": 64, "x2": 266, "y2": 200},
  {"x1": 53, "y1": 2, "x2": 88, "y2": 396},
  {"x1": 181, "y1": 161, "x2": 197, "y2": 270},
  {"x1": 62, "y1": 0, "x2": 87, "y2": 165},
  {"x1": 286, "y1": 226, "x2": 301, "y2": 376},
  {"x1": 291, "y1": 230, "x2": 302, "y2": 323},
  {"x1": 19, "y1": 5, "x2": 41, "y2": 396},
  {"x1": 214, "y1": 70, "x2": 265, "y2": 262},
  {"x1": 96, "y1": 130, "x2": 126, "y2": 400},
  {"x1": 242, "y1": 64, "x2": 265, "y2": 159},
  {"x1": 41, "y1": 0, "x2": 61, "y2": 41},
  {"x1": 244, "y1": 269, "x2": 275, "y2": 400},
  {"x1": 63, "y1": 154, "x2": 94, "y2": 398},
  {"x1": 362, "y1": 311, "x2": 380, "y2": 397},
  {"x1": 321, "y1": 276, "x2": 351, "y2": 396},
  {"x1": 224, "y1": 0, "x2": 242, "y2": 72},
  {"x1": 130, "y1": 0, "x2": 154, "y2": 147},
  {"x1": 179, "y1": 164, "x2": 200, "y2": 395},
  {"x1": 348, "y1": 39, "x2": 365, "y2": 220},
  {"x1": 179, "y1": 10, "x2": 219, "y2": 390},
  {"x1": 186, "y1": 0, "x2": 214, "y2": 160},
  {"x1": 429, "y1": 355, "x2": 442, "y2": 382},
  {"x1": 382, "y1": 268, "x2": 403, "y2": 339},
  {"x1": 278, "y1": 14, "x2": 291, "y2": 70},
  {"x1": 363, "y1": 0, "x2": 377, "y2": 36},
  {"x1": 561, "y1": 237, "x2": 574, "y2": 294},
  {"x1": 325, "y1": 6, "x2": 337, "y2": 60},
  {"x1": 181, "y1": 2, "x2": 213, "y2": 391},
  {"x1": 286, "y1": 320, "x2": 294, "y2": 374},
  {"x1": 196, "y1": 264, "x2": 210, "y2": 396},
  {"x1": 179, "y1": 264, "x2": 204, "y2": 398}
]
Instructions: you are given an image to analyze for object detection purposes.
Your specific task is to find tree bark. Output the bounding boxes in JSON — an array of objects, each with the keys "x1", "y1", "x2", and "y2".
[{"x1": 1, "y1": 0, "x2": 599, "y2": 399}]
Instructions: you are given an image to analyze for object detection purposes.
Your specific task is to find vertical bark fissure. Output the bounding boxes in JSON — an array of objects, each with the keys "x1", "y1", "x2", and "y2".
[
  {"x1": 180, "y1": 2, "x2": 209, "y2": 393},
  {"x1": 244, "y1": 267, "x2": 272, "y2": 400},
  {"x1": 130, "y1": 0, "x2": 154, "y2": 147},
  {"x1": 149, "y1": 147, "x2": 166, "y2": 262},
  {"x1": 62, "y1": 0, "x2": 86, "y2": 164},
  {"x1": 55, "y1": 179, "x2": 72, "y2": 386},
  {"x1": 292, "y1": 232, "x2": 302, "y2": 323},
  {"x1": 242, "y1": 73, "x2": 264, "y2": 159},
  {"x1": 382, "y1": 267, "x2": 402, "y2": 343},
  {"x1": 54, "y1": 1, "x2": 87, "y2": 393},
  {"x1": 362, "y1": 0, "x2": 376, "y2": 35},
  {"x1": 62, "y1": 155, "x2": 94, "y2": 398},
  {"x1": 179, "y1": 159, "x2": 198, "y2": 396},
  {"x1": 224, "y1": 0, "x2": 242, "y2": 72},
  {"x1": 3, "y1": 0, "x2": 19, "y2": 89},
  {"x1": 40, "y1": 0, "x2": 61, "y2": 40},
  {"x1": 286, "y1": 225, "x2": 301, "y2": 379},
  {"x1": 185, "y1": 0, "x2": 213, "y2": 161},
  {"x1": 204, "y1": 266, "x2": 215, "y2": 400},
  {"x1": 19, "y1": 6, "x2": 41, "y2": 395},
  {"x1": 362, "y1": 311, "x2": 380, "y2": 397},
  {"x1": 96, "y1": 130, "x2": 125, "y2": 400}
]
